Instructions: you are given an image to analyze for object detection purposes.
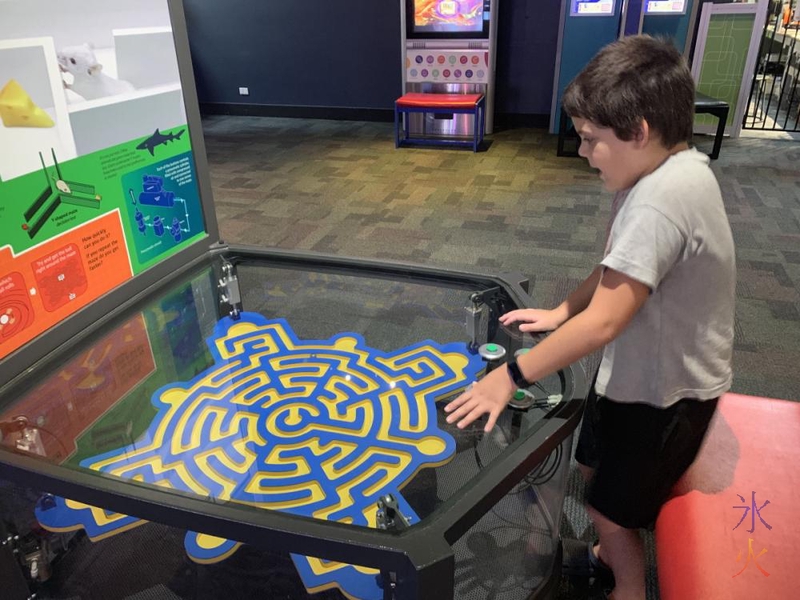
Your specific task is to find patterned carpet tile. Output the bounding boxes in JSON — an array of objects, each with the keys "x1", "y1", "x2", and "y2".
[{"x1": 203, "y1": 115, "x2": 800, "y2": 404}]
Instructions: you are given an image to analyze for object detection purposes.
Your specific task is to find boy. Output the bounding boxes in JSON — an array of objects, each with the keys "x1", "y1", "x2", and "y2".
[{"x1": 445, "y1": 36, "x2": 735, "y2": 600}]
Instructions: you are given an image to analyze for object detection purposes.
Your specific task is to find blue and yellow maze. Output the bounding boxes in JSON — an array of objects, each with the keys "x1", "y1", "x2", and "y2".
[{"x1": 36, "y1": 312, "x2": 484, "y2": 600}]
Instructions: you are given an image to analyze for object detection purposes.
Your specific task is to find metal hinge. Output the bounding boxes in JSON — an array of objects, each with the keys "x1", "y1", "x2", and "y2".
[
  {"x1": 375, "y1": 494, "x2": 411, "y2": 600},
  {"x1": 376, "y1": 494, "x2": 411, "y2": 532},
  {"x1": 217, "y1": 259, "x2": 243, "y2": 320}
]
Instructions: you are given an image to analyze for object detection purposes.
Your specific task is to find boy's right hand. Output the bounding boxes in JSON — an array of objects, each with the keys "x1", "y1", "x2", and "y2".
[{"x1": 499, "y1": 309, "x2": 564, "y2": 332}]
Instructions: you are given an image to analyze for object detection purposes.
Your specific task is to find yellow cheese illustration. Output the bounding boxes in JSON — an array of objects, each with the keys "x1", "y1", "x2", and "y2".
[{"x1": 0, "y1": 79, "x2": 55, "y2": 128}]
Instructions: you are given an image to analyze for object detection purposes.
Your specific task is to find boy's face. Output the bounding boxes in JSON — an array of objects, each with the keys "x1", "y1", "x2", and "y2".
[{"x1": 573, "y1": 118, "x2": 646, "y2": 193}]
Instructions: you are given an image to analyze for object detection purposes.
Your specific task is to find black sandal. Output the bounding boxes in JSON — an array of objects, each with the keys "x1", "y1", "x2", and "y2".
[
  {"x1": 561, "y1": 538, "x2": 615, "y2": 583},
  {"x1": 590, "y1": 580, "x2": 615, "y2": 600}
]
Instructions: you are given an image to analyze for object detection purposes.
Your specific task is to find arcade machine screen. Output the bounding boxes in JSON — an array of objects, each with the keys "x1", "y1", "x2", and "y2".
[
  {"x1": 570, "y1": 0, "x2": 616, "y2": 16},
  {"x1": 411, "y1": 0, "x2": 487, "y2": 34},
  {"x1": 644, "y1": 0, "x2": 687, "y2": 15}
]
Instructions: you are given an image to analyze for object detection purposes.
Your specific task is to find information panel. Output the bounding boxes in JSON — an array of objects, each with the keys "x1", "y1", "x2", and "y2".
[
  {"x1": 645, "y1": 1, "x2": 687, "y2": 15},
  {"x1": 0, "y1": 0, "x2": 208, "y2": 361},
  {"x1": 570, "y1": 0, "x2": 616, "y2": 17}
]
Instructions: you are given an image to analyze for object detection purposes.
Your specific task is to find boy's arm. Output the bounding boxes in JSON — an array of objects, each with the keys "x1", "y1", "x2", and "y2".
[
  {"x1": 501, "y1": 266, "x2": 604, "y2": 331},
  {"x1": 446, "y1": 268, "x2": 650, "y2": 431},
  {"x1": 516, "y1": 268, "x2": 649, "y2": 382}
]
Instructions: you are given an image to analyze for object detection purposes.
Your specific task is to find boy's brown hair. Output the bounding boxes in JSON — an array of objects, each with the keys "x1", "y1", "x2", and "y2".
[{"x1": 563, "y1": 35, "x2": 695, "y2": 148}]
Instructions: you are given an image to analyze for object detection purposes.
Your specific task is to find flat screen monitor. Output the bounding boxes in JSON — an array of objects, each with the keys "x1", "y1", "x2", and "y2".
[
  {"x1": 407, "y1": 0, "x2": 491, "y2": 39},
  {"x1": 644, "y1": 0, "x2": 687, "y2": 15},
  {"x1": 570, "y1": 0, "x2": 616, "y2": 17}
]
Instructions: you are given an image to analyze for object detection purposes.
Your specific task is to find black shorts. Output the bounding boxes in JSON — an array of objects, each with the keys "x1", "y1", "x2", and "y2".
[{"x1": 575, "y1": 380, "x2": 719, "y2": 530}]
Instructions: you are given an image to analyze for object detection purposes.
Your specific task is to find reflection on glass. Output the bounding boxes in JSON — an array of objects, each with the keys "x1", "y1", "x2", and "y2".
[{"x1": 0, "y1": 258, "x2": 574, "y2": 600}]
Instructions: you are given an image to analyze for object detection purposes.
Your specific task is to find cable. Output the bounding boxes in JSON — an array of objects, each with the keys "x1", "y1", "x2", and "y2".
[{"x1": 34, "y1": 424, "x2": 70, "y2": 459}]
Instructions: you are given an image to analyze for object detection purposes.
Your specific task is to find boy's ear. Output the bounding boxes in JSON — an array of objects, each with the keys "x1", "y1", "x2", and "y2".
[{"x1": 634, "y1": 118, "x2": 651, "y2": 147}]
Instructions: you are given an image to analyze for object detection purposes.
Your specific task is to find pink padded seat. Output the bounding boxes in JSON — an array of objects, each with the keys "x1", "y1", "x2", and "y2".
[
  {"x1": 656, "y1": 393, "x2": 799, "y2": 599},
  {"x1": 395, "y1": 93, "x2": 484, "y2": 109}
]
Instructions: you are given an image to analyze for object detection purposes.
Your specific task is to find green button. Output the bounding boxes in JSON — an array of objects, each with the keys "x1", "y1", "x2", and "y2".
[
  {"x1": 514, "y1": 390, "x2": 526, "y2": 401},
  {"x1": 518, "y1": 348, "x2": 530, "y2": 354},
  {"x1": 487, "y1": 344, "x2": 498, "y2": 352}
]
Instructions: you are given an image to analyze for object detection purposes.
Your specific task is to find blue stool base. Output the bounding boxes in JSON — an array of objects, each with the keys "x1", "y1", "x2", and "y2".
[{"x1": 394, "y1": 97, "x2": 486, "y2": 153}]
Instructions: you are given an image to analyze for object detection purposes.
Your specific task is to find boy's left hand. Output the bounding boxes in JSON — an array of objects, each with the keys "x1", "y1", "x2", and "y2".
[{"x1": 444, "y1": 366, "x2": 516, "y2": 432}]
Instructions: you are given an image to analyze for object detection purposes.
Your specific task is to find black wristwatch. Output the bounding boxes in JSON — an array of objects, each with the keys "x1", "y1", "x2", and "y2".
[{"x1": 506, "y1": 359, "x2": 533, "y2": 388}]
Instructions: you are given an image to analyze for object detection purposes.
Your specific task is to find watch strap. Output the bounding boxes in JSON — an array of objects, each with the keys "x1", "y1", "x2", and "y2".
[{"x1": 506, "y1": 359, "x2": 533, "y2": 388}]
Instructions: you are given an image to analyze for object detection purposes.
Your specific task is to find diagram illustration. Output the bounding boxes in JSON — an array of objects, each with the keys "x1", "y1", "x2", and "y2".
[
  {"x1": 135, "y1": 128, "x2": 185, "y2": 156},
  {"x1": 0, "y1": 272, "x2": 36, "y2": 344},
  {"x1": 128, "y1": 175, "x2": 191, "y2": 243},
  {"x1": 22, "y1": 149, "x2": 101, "y2": 240}
]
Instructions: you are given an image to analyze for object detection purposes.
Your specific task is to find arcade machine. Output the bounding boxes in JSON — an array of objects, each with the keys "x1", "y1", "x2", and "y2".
[
  {"x1": 400, "y1": 0, "x2": 500, "y2": 136},
  {"x1": 0, "y1": 1, "x2": 586, "y2": 600},
  {"x1": 551, "y1": 0, "x2": 622, "y2": 152},
  {"x1": 641, "y1": 0, "x2": 700, "y2": 55},
  {"x1": 552, "y1": 0, "x2": 700, "y2": 155}
]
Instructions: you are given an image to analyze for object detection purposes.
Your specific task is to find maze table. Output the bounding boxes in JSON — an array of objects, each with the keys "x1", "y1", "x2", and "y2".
[
  {"x1": 0, "y1": 251, "x2": 586, "y2": 600},
  {"x1": 35, "y1": 312, "x2": 483, "y2": 598}
]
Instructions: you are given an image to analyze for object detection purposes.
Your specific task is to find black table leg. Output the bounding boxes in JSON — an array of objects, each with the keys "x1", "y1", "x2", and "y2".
[
  {"x1": 557, "y1": 109, "x2": 567, "y2": 157},
  {"x1": 710, "y1": 107, "x2": 728, "y2": 160}
]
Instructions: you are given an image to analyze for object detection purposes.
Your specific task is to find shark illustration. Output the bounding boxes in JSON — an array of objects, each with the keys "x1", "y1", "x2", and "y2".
[{"x1": 136, "y1": 128, "x2": 185, "y2": 156}]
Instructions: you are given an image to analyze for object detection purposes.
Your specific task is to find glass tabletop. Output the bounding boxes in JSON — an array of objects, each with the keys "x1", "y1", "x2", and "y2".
[{"x1": 0, "y1": 251, "x2": 579, "y2": 552}]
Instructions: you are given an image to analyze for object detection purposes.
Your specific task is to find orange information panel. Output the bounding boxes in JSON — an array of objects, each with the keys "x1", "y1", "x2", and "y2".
[{"x1": 0, "y1": 211, "x2": 133, "y2": 358}]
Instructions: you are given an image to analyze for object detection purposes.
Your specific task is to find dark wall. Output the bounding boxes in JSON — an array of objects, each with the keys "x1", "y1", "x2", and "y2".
[
  {"x1": 183, "y1": 0, "x2": 561, "y2": 117},
  {"x1": 183, "y1": 0, "x2": 402, "y2": 111},
  {"x1": 494, "y1": 0, "x2": 561, "y2": 116}
]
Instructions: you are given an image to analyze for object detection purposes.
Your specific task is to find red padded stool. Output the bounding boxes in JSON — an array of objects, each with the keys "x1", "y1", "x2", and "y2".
[
  {"x1": 656, "y1": 393, "x2": 799, "y2": 599},
  {"x1": 394, "y1": 93, "x2": 485, "y2": 152}
]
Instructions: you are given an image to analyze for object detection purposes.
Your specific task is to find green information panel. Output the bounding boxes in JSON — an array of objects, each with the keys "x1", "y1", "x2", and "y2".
[
  {"x1": 0, "y1": 0, "x2": 208, "y2": 362},
  {"x1": 694, "y1": 12, "x2": 756, "y2": 128}
]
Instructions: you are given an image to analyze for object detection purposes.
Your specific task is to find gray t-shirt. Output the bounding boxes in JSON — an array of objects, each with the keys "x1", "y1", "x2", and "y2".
[{"x1": 595, "y1": 148, "x2": 735, "y2": 408}]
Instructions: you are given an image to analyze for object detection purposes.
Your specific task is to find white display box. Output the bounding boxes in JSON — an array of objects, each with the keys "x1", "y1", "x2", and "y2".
[
  {"x1": 113, "y1": 27, "x2": 180, "y2": 89},
  {"x1": 68, "y1": 83, "x2": 186, "y2": 157}
]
